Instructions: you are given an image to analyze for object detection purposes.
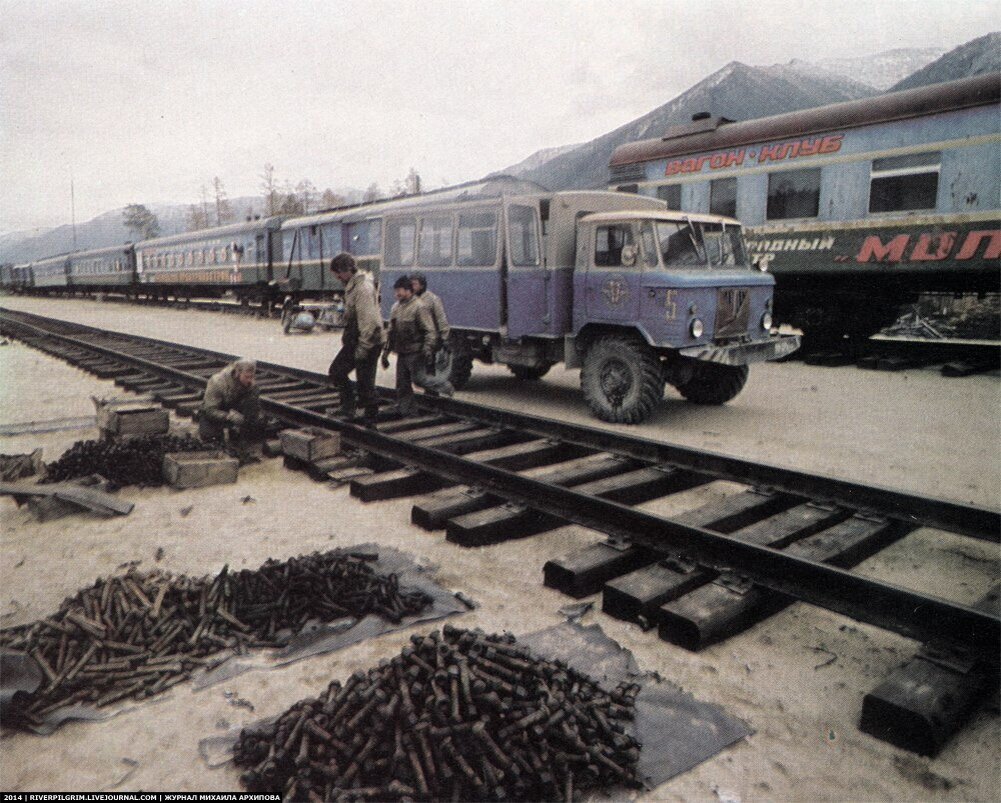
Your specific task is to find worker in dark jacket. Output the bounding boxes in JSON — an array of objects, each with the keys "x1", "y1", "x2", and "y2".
[
  {"x1": 198, "y1": 358, "x2": 262, "y2": 459},
  {"x1": 381, "y1": 276, "x2": 453, "y2": 414},
  {"x1": 328, "y1": 252, "x2": 385, "y2": 423}
]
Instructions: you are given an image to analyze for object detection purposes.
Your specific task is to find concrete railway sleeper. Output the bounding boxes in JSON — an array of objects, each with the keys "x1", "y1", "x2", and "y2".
[{"x1": 2, "y1": 307, "x2": 998, "y2": 755}]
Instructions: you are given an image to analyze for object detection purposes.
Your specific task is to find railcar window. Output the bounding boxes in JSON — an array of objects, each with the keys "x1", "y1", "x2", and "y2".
[
  {"x1": 457, "y1": 211, "x2": 497, "y2": 266},
  {"x1": 507, "y1": 205, "x2": 540, "y2": 267},
  {"x1": 709, "y1": 178, "x2": 737, "y2": 218},
  {"x1": 418, "y1": 215, "x2": 454, "y2": 267},
  {"x1": 869, "y1": 151, "x2": 940, "y2": 213},
  {"x1": 767, "y1": 168, "x2": 820, "y2": 220},
  {"x1": 594, "y1": 224, "x2": 636, "y2": 267},
  {"x1": 656, "y1": 184, "x2": 682, "y2": 210},
  {"x1": 656, "y1": 222, "x2": 704, "y2": 267},
  {"x1": 385, "y1": 217, "x2": 417, "y2": 266}
]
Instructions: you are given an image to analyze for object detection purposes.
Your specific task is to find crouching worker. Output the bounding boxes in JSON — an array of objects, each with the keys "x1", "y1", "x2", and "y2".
[
  {"x1": 381, "y1": 276, "x2": 453, "y2": 415},
  {"x1": 198, "y1": 358, "x2": 262, "y2": 462}
]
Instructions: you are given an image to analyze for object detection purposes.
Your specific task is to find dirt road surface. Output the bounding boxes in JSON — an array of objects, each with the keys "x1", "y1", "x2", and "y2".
[{"x1": 1, "y1": 296, "x2": 998, "y2": 800}]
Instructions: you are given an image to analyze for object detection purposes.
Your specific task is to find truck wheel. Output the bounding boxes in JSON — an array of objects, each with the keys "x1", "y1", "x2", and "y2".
[
  {"x1": 676, "y1": 363, "x2": 748, "y2": 405},
  {"x1": 508, "y1": 363, "x2": 552, "y2": 381},
  {"x1": 449, "y1": 349, "x2": 474, "y2": 390},
  {"x1": 581, "y1": 335, "x2": 663, "y2": 424}
]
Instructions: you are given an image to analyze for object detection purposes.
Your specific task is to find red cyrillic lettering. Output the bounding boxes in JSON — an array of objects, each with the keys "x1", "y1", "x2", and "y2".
[
  {"x1": 910, "y1": 232, "x2": 956, "y2": 261},
  {"x1": 856, "y1": 234, "x2": 909, "y2": 263},
  {"x1": 955, "y1": 229, "x2": 1001, "y2": 260}
]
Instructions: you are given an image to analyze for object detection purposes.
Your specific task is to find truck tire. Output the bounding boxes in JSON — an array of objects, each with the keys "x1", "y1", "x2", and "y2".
[
  {"x1": 581, "y1": 335, "x2": 663, "y2": 424},
  {"x1": 449, "y1": 349, "x2": 474, "y2": 390},
  {"x1": 508, "y1": 363, "x2": 552, "y2": 381},
  {"x1": 676, "y1": 363, "x2": 748, "y2": 405}
]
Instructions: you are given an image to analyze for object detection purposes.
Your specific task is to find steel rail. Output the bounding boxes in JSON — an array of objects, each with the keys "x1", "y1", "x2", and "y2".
[
  {"x1": 2, "y1": 309, "x2": 998, "y2": 659},
  {"x1": 3, "y1": 307, "x2": 995, "y2": 543}
]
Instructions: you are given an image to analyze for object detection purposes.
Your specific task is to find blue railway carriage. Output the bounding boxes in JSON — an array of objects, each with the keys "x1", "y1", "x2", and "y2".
[
  {"x1": 378, "y1": 186, "x2": 798, "y2": 423},
  {"x1": 31, "y1": 254, "x2": 71, "y2": 290},
  {"x1": 0, "y1": 264, "x2": 13, "y2": 289},
  {"x1": 278, "y1": 177, "x2": 545, "y2": 298},
  {"x1": 134, "y1": 218, "x2": 283, "y2": 300},
  {"x1": 67, "y1": 244, "x2": 136, "y2": 288},
  {"x1": 608, "y1": 73, "x2": 1001, "y2": 346}
]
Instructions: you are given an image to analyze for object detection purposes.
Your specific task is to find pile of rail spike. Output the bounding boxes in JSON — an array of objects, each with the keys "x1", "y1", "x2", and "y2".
[
  {"x1": 234, "y1": 624, "x2": 644, "y2": 801},
  {"x1": 43, "y1": 433, "x2": 209, "y2": 487},
  {"x1": 1, "y1": 551, "x2": 433, "y2": 729}
]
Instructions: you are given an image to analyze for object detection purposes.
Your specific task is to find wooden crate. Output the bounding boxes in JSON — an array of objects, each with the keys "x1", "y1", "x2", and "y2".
[
  {"x1": 94, "y1": 398, "x2": 169, "y2": 437},
  {"x1": 163, "y1": 451, "x2": 238, "y2": 489},
  {"x1": 280, "y1": 427, "x2": 341, "y2": 462}
]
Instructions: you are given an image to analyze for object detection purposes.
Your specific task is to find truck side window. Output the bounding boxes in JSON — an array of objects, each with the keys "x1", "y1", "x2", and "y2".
[
  {"x1": 594, "y1": 224, "x2": 635, "y2": 267},
  {"x1": 418, "y1": 215, "x2": 454, "y2": 267},
  {"x1": 457, "y1": 211, "x2": 497, "y2": 266},
  {"x1": 508, "y1": 205, "x2": 540, "y2": 267},
  {"x1": 640, "y1": 222, "x2": 659, "y2": 269}
]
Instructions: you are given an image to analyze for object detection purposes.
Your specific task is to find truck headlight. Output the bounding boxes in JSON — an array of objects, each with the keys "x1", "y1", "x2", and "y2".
[
  {"x1": 689, "y1": 318, "x2": 704, "y2": 338},
  {"x1": 761, "y1": 312, "x2": 773, "y2": 330}
]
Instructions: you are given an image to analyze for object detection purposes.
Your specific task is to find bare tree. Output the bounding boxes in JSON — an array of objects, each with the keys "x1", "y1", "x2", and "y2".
[
  {"x1": 123, "y1": 204, "x2": 160, "y2": 240},
  {"x1": 363, "y1": 183, "x2": 383, "y2": 203},
  {"x1": 295, "y1": 179, "x2": 317, "y2": 214},
  {"x1": 186, "y1": 204, "x2": 209, "y2": 231},
  {"x1": 260, "y1": 163, "x2": 280, "y2": 216},
  {"x1": 321, "y1": 188, "x2": 346, "y2": 209},
  {"x1": 405, "y1": 168, "x2": 422, "y2": 195},
  {"x1": 213, "y1": 177, "x2": 234, "y2": 226}
]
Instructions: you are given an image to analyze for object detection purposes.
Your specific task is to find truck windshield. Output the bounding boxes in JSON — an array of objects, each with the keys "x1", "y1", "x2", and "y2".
[{"x1": 655, "y1": 220, "x2": 747, "y2": 268}]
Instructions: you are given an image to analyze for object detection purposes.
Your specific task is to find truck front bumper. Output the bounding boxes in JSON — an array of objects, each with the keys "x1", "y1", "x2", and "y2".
[{"x1": 678, "y1": 334, "x2": 801, "y2": 366}]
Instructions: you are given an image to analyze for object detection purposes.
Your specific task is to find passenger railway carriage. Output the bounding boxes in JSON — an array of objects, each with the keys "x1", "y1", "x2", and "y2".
[
  {"x1": 68, "y1": 244, "x2": 136, "y2": 288},
  {"x1": 134, "y1": 217, "x2": 284, "y2": 299},
  {"x1": 30, "y1": 254, "x2": 71, "y2": 290},
  {"x1": 608, "y1": 73, "x2": 1001, "y2": 345}
]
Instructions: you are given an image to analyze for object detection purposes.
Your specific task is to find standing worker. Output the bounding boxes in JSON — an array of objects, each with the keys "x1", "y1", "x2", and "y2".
[
  {"x1": 328, "y1": 252, "x2": 384, "y2": 425},
  {"x1": 381, "y1": 276, "x2": 454, "y2": 415},
  {"x1": 411, "y1": 272, "x2": 450, "y2": 350},
  {"x1": 198, "y1": 358, "x2": 263, "y2": 462}
]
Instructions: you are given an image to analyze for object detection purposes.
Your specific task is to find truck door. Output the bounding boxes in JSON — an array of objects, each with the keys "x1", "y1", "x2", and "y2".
[
  {"x1": 504, "y1": 199, "x2": 547, "y2": 338},
  {"x1": 584, "y1": 220, "x2": 642, "y2": 325}
]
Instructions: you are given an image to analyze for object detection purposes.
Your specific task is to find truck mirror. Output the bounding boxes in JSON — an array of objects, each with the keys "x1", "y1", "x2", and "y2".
[{"x1": 621, "y1": 244, "x2": 637, "y2": 267}]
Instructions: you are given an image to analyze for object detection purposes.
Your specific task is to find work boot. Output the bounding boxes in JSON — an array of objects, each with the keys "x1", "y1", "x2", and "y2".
[{"x1": 337, "y1": 404, "x2": 357, "y2": 420}]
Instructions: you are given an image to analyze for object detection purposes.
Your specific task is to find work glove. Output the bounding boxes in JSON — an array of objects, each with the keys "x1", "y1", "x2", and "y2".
[
  {"x1": 380, "y1": 353, "x2": 390, "y2": 370},
  {"x1": 227, "y1": 410, "x2": 245, "y2": 428}
]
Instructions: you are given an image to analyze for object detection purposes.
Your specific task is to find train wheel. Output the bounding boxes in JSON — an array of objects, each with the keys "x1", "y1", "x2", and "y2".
[
  {"x1": 508, "y1": 363, "x2": 552, "y2": 381},
  {"x1": 580, "y1": 335, "x2": 663, "y2": 424},
  {"x1": 675, "y1": 363, "x2": 748, "y2": 405}
]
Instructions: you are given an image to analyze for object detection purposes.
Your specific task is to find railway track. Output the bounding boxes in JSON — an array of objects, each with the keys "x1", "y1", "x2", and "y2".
[{"x1": 2, "y1": 306, "x2": 999, "y2": 756}]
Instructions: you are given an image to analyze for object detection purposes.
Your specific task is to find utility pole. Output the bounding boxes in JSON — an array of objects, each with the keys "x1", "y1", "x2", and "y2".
[{"x1": 70, "y1": 170, "x2": 78, "y2": 250}]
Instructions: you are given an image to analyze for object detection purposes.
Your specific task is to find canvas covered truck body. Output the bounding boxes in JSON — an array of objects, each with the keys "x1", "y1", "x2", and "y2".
[{"x1": 379, "y1": 188, "x2": 798, "y2": 423}]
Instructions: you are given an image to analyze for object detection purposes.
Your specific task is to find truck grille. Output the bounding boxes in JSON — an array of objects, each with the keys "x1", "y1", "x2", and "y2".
[{"x1": 715, "y1": 287, "x2": 750, "y2": 338}]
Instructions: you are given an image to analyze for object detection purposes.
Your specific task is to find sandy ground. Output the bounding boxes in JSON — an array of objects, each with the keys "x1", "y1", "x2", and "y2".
[{"x1": 0, "y1": 295, "x2": 998, "y2": 800}]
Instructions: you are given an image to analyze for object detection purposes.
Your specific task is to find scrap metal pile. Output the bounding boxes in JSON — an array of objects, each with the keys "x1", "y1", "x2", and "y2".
[
  {"x1": 234, "y1": 625, "x2": 643, "y2": 801},
  {"x1": 43, "y1": 433, "x2": 208, "y2": 487},
  {"x1": 1, "y1": 552, "x2": 433, "y2": 729}
]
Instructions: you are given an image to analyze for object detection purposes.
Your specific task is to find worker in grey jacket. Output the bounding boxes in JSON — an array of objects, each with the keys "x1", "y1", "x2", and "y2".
[
  {"x1": 411, "y1": 272, "x2": 453, "y2": 377},
  {"x1": 381, "y1": 276, "x2": 453, "y2": 414},
  {"x1": 328, "y1": 252, "x2": 385, "y2": 423},
  {"x1": 198, "y1": 358, "x2": 262, "y2": 458}
]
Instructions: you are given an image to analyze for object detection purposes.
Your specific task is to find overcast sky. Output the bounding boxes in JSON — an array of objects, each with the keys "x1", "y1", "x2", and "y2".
[{"x1": 1, "y1": 0, "x2": 997, "y2": 234}]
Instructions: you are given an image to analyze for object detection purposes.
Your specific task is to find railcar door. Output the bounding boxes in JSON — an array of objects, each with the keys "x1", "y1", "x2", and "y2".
[{"x1": 504, "y1": 199, "x2": 547, "y2": 338}]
